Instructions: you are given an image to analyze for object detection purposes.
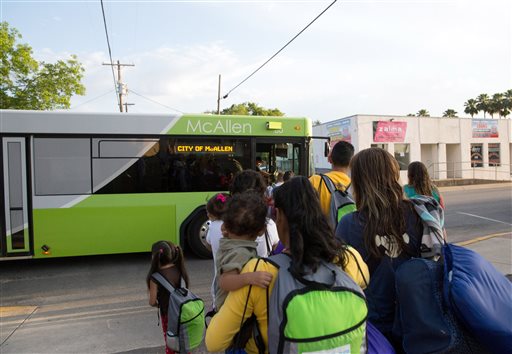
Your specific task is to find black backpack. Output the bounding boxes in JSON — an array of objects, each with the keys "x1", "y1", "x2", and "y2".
[{"x1": 320, "y1": 174, "x2": 356, "y2": 228}]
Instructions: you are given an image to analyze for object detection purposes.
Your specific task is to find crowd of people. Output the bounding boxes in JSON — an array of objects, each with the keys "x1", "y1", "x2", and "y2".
[{"x1": 147, "y1": 141, "x2": 448, "y2": 354}]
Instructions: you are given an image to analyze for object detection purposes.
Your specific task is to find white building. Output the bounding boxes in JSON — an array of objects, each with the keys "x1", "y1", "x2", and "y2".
[{"x1": 313, "y1": 115, "x2": 511, "y2": 182}]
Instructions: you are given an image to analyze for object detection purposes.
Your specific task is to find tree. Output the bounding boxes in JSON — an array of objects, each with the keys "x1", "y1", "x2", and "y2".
[
  {"x1": 416, "y1": 109, "x2": 430, "y2": 117},
  {"x1": 489, "y1": 93, "x2": 505, "y2": 118},
  {"x1": 476, "y1": 93, "x2": 490, "y2": 118},
  {"x1": 464, "y1": 99, "x2": 478, "y2": 118},
  {"x1": 313, "y1": 119, "x2": 322, "y2": 126},
  {"x1": 504, "y1": 89, "x2": 512, "y2": 110},
  {"x1": 0, "y1": 22, "x2": 85, "y2": 110},
  {"x1": 442, "y1": 109, "x2": 458, "y2": 117},
  {"x1": 406, "y1": 113, "x2": 415, "y2": 117},
  {"x1": 216, "y1": 102, "x2": 284, "y2": 116}
]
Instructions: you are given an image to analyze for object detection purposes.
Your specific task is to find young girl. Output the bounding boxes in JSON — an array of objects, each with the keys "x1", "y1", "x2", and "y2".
[
  {"x1": 214, "y1": 190, "x2": 273, "y2": 310},
  {"x1": 205, "y1": 193, "x2": 230, "y2": 308},
  {"x1": 147, "y1": 240, "x2": 190, "y2": 354},
  {"x1": 404, "y1": 161, "x2": 445, "y2": 208}
]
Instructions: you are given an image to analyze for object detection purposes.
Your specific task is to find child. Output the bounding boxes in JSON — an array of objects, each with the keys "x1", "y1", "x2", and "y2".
[
  {"x1": 146, "y1": 240, "x2": 189, "y2": 354},
  {"x1": 214, "y1": 191, "x2": 273, "y2": 310},
  {"x1": 205, "y1": 193, "x2": 230, "y2": 308}
]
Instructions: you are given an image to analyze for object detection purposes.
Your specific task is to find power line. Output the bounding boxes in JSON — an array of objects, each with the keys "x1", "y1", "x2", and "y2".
[
  {"x1": 100, "y1": 0, "x2": 120, "y2": 109},
  {"x1": 222, "y1": 0, "x2": 337, "y2": 99},
  {"x1": 129, "y1": 89, "x2": 184, "y2": 113},
  {"x1": 71, "y1": 89, "x2": 115, "y2": 109}
]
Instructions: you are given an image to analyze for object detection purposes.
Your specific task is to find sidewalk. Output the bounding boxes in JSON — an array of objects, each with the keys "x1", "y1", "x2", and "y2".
[
  {"x1": 457, "y1": 232, "x2": 512, "y2": 275},
  {"x1": 438, "y1": 181, "x2": 512, "y2": 192}
]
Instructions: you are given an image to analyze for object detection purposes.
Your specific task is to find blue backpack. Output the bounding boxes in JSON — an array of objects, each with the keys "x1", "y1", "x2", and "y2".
[
  {"x1": 394, "y1": 257, "x2": 486, "y2": 354},
  {"x1": 406, "y1": 195, "x2": 511, "y2": 353},
  {"x1": 443, "y1": 243, "x2": 512, "y2": 353}
]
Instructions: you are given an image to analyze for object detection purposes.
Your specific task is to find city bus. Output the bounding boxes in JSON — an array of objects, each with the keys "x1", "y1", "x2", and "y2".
[{"x1": 0, "y1": 110, "x2": 315, "y2": 259}]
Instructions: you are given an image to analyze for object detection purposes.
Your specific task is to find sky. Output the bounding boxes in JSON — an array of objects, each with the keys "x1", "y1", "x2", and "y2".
[{"x1": 1, "y1": 0, "x2": 511, "y2": 122}]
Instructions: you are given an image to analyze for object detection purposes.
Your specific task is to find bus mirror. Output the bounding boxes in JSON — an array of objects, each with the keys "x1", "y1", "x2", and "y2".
[{"x1": 324, "y1": 141, "x2": 330, "y2": 157}]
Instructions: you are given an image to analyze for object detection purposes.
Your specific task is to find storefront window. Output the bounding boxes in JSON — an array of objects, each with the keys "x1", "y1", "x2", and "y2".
[
  {"x1": 470, "y1": 144, "x2": 484, "y2": 168},
  {"x1": 394, "y1": 144, "x2": 410, "y2": 170},
  {"x1": 488, "y1": 143, "x2": 500, "y2": 166},
  {"x1": 371, "y1": 143, "x2": 388, "y2": 151}
]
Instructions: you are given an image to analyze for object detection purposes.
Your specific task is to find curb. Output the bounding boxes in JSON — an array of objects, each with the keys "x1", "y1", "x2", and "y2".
[
  {"x1": 456, "y1": 232, "x2": 512, "y2": 246},
  {"x1": 438, "y1": 182, "x2": 512, "y2": 192}
]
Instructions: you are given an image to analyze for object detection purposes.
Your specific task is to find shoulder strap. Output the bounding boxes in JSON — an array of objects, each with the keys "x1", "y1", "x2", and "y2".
[
  {"x1": 320, "y1": 173, "x2": 349, "y2": 194},
  {"x1": 320, "y1": 173, "x2": 335, "y2": 194},
  {"x1": 233, "y1": 258, "x2": 263, "y2": 350},
  {"x1": 151, "y1": 272, "x2": 176, "y2": 293}
]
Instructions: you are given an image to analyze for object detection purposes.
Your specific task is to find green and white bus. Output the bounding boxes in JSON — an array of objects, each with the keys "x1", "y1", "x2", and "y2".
[{"x1": 0, "y1": 110, "x2": 314, "y2": 259}]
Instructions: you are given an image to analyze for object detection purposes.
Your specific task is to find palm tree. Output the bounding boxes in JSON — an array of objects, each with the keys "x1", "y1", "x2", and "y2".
[
  {"x1": 476, "y1": 93, "x2": 490, "y2": 118},
  {"x1": 464, "y1": 99, "x2": 478, "y2": 118},
  {"x1": 503, "y1": 89, "x2": 512, "y2": 112},
  {"x1": 416, "y1": 109, "x2": 430, "y2": 117},
  {"x1": 489, "y1": 93, "x2": 504, "y2": 118},
  {"x1": 442, "y1": 109, "x2": 457, "y2": 117},
  {"x1": 499, "y1": 107, "x2": 510, "y2": 119}
]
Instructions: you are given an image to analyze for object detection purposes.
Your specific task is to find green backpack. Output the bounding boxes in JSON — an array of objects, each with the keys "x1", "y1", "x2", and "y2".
[
  {"x1": 320, "y1": 174, "x2": 357, "y2": 228},
  {"x1": 151, "y1": 272, "x2": 205, "y2": 353},
  {"x1": 267, "y1": 254, "x2": 368, "y2": 354}
]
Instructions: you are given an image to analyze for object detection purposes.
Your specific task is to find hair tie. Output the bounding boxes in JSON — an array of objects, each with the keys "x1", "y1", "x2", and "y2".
[
  {"x1": 216, "y1": 194, "x2": 227, "y2": 203},
  {"x1": 159, "y1": 248, "x2": 164, "y2": 254}
]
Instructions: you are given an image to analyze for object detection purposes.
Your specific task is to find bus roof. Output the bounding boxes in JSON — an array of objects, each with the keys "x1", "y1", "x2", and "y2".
[{"x1": 0, "y1": 110, "x2": 311, "y2": 137}]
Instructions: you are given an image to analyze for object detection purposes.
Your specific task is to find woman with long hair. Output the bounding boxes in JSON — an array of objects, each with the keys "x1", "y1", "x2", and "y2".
[
  {"x1": 404, "y1": 161, "x2": 445, "y2": 208},
  {"x1": 335, "y1": 148, "x2": 423, "y2": 346},
  {"x1": 206, "y1": 176, "x2": 369, "y2": 353}
]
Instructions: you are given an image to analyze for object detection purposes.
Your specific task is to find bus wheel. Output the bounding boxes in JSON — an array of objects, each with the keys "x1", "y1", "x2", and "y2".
[{"x1": 187, "y1": 210, "x2": 213, "y2": 259}]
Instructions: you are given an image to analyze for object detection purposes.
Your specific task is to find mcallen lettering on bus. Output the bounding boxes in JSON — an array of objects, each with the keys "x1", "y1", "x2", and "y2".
[{"x1": 186, "y1": 119, "x2": 252, "y2": 134}]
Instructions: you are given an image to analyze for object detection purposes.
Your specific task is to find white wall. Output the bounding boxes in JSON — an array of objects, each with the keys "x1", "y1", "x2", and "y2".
[{"x1": 313, "y1": 114, "x2": 511, "y2": 181}]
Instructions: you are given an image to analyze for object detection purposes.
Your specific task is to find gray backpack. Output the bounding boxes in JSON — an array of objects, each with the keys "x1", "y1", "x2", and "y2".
[
  {"x1": 267, "y1": 253, "x2": 368, "y2": 354},
  {"x1": 320, "y1": 174, "x2": 356, "y2": 228},
  {"x1": 151, "y1": 272, "x2": 205, "y2": 353}
]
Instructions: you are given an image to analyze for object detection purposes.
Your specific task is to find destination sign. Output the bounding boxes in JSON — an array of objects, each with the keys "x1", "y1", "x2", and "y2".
[{"x1": 176, "y1": 145, "x2": 234, "y2": 153}]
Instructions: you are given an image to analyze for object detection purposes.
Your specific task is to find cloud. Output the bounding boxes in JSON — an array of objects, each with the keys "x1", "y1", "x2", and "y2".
[{"x1": 32, "y1": 0, "x2": 510, "y2": 121}]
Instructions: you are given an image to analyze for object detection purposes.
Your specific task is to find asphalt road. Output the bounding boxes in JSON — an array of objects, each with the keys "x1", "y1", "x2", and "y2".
[
  {"x1": 442, "y1": 184, "x2": 511, "y2": 243},
  {"x1": 1, "y1": 184, "x2": 510, "y2": 354}
]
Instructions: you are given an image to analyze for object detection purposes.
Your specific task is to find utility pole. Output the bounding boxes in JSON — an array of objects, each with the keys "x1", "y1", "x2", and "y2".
[
  {"x1": 123, "y1": 103, "x2": 135, "y2": 113},
  {"x1": 103, "y1": 60, "x2": 134, "y2": 112},
  {"x1": 217, "y1": 74, "x2": 221, "y2": 115}
]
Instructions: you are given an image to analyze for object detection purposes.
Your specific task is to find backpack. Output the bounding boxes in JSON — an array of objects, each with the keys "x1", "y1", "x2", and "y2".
[
  {"x1": 267, "y1": 253, "x2": 368, "y2": 354},
  {"x1": 151, "y1": 272, "x2": 205, "y2": 353},
  {"x1": 393, "y1": 196, "x2": 489, "y2": 353},
  {"x1": 319, "y1": 174, "x2": 356, "y2": 228},
  {"x1": 443, "y1": 243, "x2": 512, "y2": 353},
  {"x1": 394, "y1": 257, "x2": 487, "y2": 354}
]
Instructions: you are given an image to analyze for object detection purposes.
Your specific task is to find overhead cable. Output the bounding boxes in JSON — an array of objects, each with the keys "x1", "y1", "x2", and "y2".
[
  {"x1": 222, "y1": 0, "x2": 337, "y2": 99},
  {"x1": 129, "y1": 89, "x2": 184, "y2": 113},
  {"x1": 71, "y1": 89, "x2": 115, "y2": 109},
  {"x1": 100, "y1": 0, "x2": 120, "y2": 108}
]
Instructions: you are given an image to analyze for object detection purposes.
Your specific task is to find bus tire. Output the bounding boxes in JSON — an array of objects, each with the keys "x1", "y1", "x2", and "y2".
[{"x1": 187, "y1": 210, "x2": 213, "y2": 259}]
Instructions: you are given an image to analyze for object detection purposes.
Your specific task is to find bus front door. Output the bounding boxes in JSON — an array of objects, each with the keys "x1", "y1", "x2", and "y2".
[{"x1": 1, "y1": 137, "x2": 31, "y2": 258}]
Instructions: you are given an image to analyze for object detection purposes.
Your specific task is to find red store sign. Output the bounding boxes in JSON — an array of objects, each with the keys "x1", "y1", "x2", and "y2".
[{"x1": 373, "y1": 121, "x2": 407, "y2": 142}]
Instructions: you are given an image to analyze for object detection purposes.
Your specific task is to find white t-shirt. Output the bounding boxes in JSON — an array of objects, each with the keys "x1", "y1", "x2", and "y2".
[
  {"x1": 255, "y1": 218, "x2": 279, "y2": 257},
  {"x1": 205, "y1": 220, "x2": 224, "y2": 304}
]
